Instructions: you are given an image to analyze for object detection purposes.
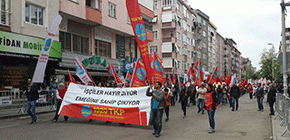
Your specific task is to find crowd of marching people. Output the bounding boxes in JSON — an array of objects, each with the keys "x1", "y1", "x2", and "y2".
[{"x1": 25, "y1": 77, "x2": 285, "y2": 138}]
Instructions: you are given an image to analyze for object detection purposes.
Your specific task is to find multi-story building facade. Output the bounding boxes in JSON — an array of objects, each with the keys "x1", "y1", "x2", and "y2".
[
  {"x1": 216, "y1": 32, "x2": 225, "y2": 78},
  {"x1": 208, "y1": 21, "x2": 217, "y2": 72},
  {"x1": 150, "y1": 0, "x2": 197, "y2": 77},
  {"x1": 195, "y1": 9, "x2": 209, "y2": 71},
  {"x1": 0, "y1": 0, "x2": 61, "y2": 89},
  {"x1": 241, "y1": 57, "x2": 253, "y2": 80},
  {"x1": 225, "y1": 38, "x2": 241, "y2": 80},
  {"x1": 0, "y1": 0, "x2": 154, "y2": 89},
  {"x1": 57, "y1": 0, "x2": 154, "y2": 83}
]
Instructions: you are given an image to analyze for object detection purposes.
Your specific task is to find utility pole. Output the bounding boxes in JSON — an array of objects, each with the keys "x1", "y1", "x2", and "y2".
[{"x1": 281, "y1": 0, "x2": 288, "y2": 96}]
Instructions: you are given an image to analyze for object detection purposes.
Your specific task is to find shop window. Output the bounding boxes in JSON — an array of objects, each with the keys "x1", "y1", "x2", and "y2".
[
  {"x1": 25, "y1": 3, "x2": 44, "y2": 26},
  {"x1": 108, "y1": 2, "x2": 116, "y2": 18},
  {"x1": 98, "y1": 40, "x2": 111, "y2": 58}
]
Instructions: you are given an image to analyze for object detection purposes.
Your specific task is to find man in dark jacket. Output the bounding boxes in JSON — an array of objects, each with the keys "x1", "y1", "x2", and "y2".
[
  {"x1": 25, "y1": 79, "x2": 40, "y2": 124},
  {"x1": 230, "y1": 82, "x2": 241, "y2": 111},
  {"x1": 267, "y1": 84, "x2": 276, "y2": 115},
  {"x1": 255, "y1": 83, "x2": 265, "y2": 112},
  {"x1": 146, "y1": 81, "x2": 165, "y2": 138}
]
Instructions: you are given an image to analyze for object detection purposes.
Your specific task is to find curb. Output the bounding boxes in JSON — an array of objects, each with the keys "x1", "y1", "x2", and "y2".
[{"x1": 0, "y1": 110, "x2": 55, "y2": 119}]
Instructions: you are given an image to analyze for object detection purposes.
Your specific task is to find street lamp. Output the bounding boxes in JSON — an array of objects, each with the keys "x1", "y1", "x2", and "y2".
[
  {"x1": 268, "y1": 43, "x2": 275, "y2": 83},
  {"x1": 281, "y1": 0, "x2": 290, "y2": 96}
]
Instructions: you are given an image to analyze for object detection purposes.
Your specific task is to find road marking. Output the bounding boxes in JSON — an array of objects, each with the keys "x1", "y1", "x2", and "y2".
[{"x1": 0, "y1": 124, "x2": 19, "y2": 129}]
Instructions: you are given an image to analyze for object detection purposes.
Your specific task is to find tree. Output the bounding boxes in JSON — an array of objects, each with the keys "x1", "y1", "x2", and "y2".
[{"x1": 259, "y1": 47, "x2": 281, "y2": 83}]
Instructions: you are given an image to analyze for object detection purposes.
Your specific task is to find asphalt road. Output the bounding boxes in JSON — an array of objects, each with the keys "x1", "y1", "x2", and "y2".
[{"x1": 0, "y1": 94, "x2": 272, "y2": 140}]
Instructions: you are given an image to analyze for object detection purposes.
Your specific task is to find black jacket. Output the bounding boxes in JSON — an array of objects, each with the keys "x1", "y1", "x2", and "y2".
[
  {"x1": 267, "y1": 88, "x2": 276, "y2": 103},
  {"x1": 26, "y1": 84, "x2": 40, "y2": 101},
  {"x1": 230, "y1": 85, "x2": 240, "y2": 99},
  {"x1": 255, "y1": 87, "x2": 264, "y2": 98}
]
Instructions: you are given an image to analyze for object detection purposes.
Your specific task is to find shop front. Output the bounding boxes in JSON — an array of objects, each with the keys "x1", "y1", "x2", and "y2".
[{"x1": 0, "y1": 31, "x2": 62, "y2": 90}]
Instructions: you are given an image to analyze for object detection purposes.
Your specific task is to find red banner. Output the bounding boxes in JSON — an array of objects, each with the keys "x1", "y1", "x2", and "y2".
[
  {"x1": 208, "y1": 67, "x2": 218, "y2": 84},
  {"x1": 67, "y1": 72, "x2": 77, "y2": 87},
  {"x1": 172, "y1": 68, "x2": 176, "y2": 84},
  {"x1": 130, "y1": 59, "x2": 147, "y2": 87},
  {"x1": 108, "y1": 63, "x2": 123, "y2": 84},
  {"x1": 126, "y1": 0, "x2": 152, "y2": 83},
  {"x1": 188, "y1": 67, "x2": 196, "y2": 84},
  {"x1": 153, "y1": 52, "x2": 166, "y2": 85},
  {"x1": 194, "y1": 60, "x2": 204, "y2": 86},
  {"x1": 125, "y1": 71, "x2": 132, "y2": 84}
]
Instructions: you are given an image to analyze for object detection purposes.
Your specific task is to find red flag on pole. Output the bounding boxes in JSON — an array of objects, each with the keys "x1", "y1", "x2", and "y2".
[
  {"x1": 125, "y1": 71, "x2": 132, "y2": 83},
  {"x1": 172, "y1": 68, "x2": 176, "y2": 84},
  {"x1": 130, "y1": 59, "x2": 147, "y2": 87},
  {"x1": 208, "y1": 67, "x2": 218, "y2": 84},
  {"x1": 67, "y1": 71, "x2": 77, "y2": 87},
  {"x1": 126, "y1": 0, "x2": 152, "y2": 83},
  {"x1": 153, "y1": 52, "x2": 166, "y2": 85},
  {"x1": 108, "y1": 63, "x2": 123, "y2": 84}
]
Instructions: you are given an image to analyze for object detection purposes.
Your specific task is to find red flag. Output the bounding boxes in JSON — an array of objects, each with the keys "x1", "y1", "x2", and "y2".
[
  {"x1": 172, "y1": 68, "x2": 176, "y2": 84},
  {"x1": 126, "y1": 0, "x2": 152, "y2": 83},
  {"x1": 108, "y1": 63, "x2": 123, "y2": 84},
  {"x1": 194, "y1": 60, "x2": 203, "y2": 86},
  {"x1": 208, "y1": 67, "x2": 218, "y2": 84},
  {"x1": 125, "y1": 71, "x2": 132, "y2": 84},
  {"x1": 67, "y1": 71, "x2": 77, "y2": 87},
  {"x1": 130, "y1": 59, "x2": 147, "y2": 87},
  {"x1": 188, "y1": 66, "x2": 196, "y2": 83},
  {"x1": 153, "y1": 52, "x2": 166, "y2": 85},
  {"x1": 167, "y1": 73, "x2": 173, "y2": 86}
]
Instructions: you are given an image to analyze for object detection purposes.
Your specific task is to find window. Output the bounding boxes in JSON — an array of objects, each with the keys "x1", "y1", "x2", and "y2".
[
  {"x1": 187, "y1": 24, "x2": 190, "y2": 32},
  {"x1": 182, "y1": 61, "x2": 187, "y2": 70},
  {"x1": 127, "y1": 13, "x2": 131, "y2": 24},
  {"x1": 203, "y1": 31, "x2": 206, "y2": 37},
  {"x1": 149, "y1": 46, "x2": 158, "y2": 54},
  {"x1": 162, "y1": 0, "x2": 172, "y2": 7},
  {"x1": 197, "y1": 16, "x2": 201, "y2": 23},
  {"x1": 1, "y1": 0, "x2": 8, "y2": 25},
  {"x1": 178, "y1": 47, "x2": 181, "y2": 54},
  {"x1": 154, "y1": 31, "x2": 158, "y2": 40},
  {"x1": 116, "y1": 35, "x2": 125, "y2": 59},
  {"x1": 59, "y1": 31, "x2": 89, "y2": 55},
  {"x1": 203, "y1": 20, "x2": 206, "y2": 25},
  {"x1": 187, "y1": 51, "x2": 190, "y2": 57},
  {"x1": 182, "y1": 33, "x2": 187, "y2": 43},
  {"x1": 178, "y1": 61, "x2": 180, "y2": 69},
  {"x1": 25, "y1": 3, "x2": 44, "y2": 26},
  {"x1": 191, "y1": 51, "x2": 195, "y2": 58},
  {"x1": 192, "y1": 39, "x2": 195, "y2": 46},
  {"x1": 183, "y1": 6, "x2": 186, "y2": 16},
  {"x1": 177, "y1": 2, "x2": 180, "y2": 11},
  {"x1": 176, "y1": 32, "x2": 180, "y2": 40},
  {"x1": 108, "y1": 2, "x2": 116, "y2": 18},
  {"x1": 153, "y1": 0, "x2": 158, "y2": 10},
  {"x1": 183, "y1": 20, "x2": 186, "y2": 31},
  {"x1": 170, "y1": 31, "x2": 173, "y2": 37},
  {"x1": 86, "y1": 0, "x2": 99, "y2": 9},
  {"x1": 187, "y1": 37, "x2": 190, "y2": 45},
  {"x1": 203, "y1": 43, "x2": 206, "y2": 48},
  {"x1": 96, "y1": 40, "x2": 111, "y2": 58}
]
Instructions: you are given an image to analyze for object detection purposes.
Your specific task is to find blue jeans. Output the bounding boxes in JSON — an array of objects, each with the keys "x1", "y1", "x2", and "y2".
[
  {"x1": 27, "y1": 100, "x2": 37, "y2": 122},
  {"x1": 231, "y1": 98, "x2": 239, "y2": 110},
  {"x1": 207, "y1": 110, "x2": 216, "y2": 129},
  {"x1": 150, "y1": 109, "x2": 163, "y2": 135},
  {"x1": 197, "y1": 99, "x2": 205, "y2": 113},
  {"x1": 257, "y1": 97, "x2": 264, "y2": 110}
]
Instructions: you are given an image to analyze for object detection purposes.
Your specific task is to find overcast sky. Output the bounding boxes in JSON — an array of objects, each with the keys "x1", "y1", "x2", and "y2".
[{"x1": 188, "y1": 0, "x2": 287, "y2": 70}]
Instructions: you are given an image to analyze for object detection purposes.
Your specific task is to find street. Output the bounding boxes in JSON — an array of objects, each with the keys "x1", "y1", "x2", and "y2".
[{"x1": 0, "y1": 95, "x2": 271, "y2": 140}]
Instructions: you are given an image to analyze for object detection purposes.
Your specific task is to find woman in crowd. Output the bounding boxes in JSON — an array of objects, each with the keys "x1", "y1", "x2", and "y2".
[
  {"x1": 197, "y1": 84, "x2": 206, "y2": 114},
  {"x1": 204, "y1": 83, "x2": 218, "y2": 134}
]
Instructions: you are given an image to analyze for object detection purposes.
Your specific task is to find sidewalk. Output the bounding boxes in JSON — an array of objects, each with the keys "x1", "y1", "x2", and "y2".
[
  {"x1": 0, "y1": 105, "x2": 56, "y2": 119},
  {"x1": 271, "y1": 114, "x2": 290, "y2": 140}
]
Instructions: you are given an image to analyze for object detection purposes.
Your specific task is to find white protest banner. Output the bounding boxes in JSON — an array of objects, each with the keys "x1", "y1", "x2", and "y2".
[
  {"x1": 58, "y1": 83, "x2": 151, "y2": 126},
  {"x1": 32, "y1": 15, "x2": 62, "y2": 83},
  {"x1": 75, "y1": 57, "x2": 93, "y2": 85}
]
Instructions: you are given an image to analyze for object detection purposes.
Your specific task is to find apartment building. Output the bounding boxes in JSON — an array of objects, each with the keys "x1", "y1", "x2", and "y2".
[
  {"x1": 208, "y1": 21, "x2": 217, "y2": 72},
  {"x1": 241, "y1": 57, "x2": 253, "y2": 80},
  {"x1": 216, "y1": 32, "x2": 225, "y2": 78},
  {"x1": 149, "y1": 0, "x2": 198, "y2": 77},
  {"x1": 57, "y1": 0, "x2": 154, "y2": 83},
  {"x1": 225, "y1": 38, "x2": 241, "y2": 80},
  {"x1": 0, "y1": 0, "x2": 61, "y2": 89},
  {"x1": 0, "y1": 0, "x2": 154, "y2": 88},
  {"x1": 195, "y1": 9, "x2": 209, "y2": 71}
]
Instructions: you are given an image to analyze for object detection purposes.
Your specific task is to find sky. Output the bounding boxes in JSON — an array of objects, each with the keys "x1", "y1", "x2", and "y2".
[{"x1": 188, "y1": 0, "x2": 286, "y2": 70}]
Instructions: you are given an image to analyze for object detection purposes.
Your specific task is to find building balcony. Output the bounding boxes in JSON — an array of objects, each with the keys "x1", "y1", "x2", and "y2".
[
  {"x1": 86, "y1": 6, "x2": 102, "y2": 25},
  {"x1": 162, "y1": 37, "x2": 172, "y2": 43},
  {"x1": 162, "y1": 22, "x2": 176, "y2": 29}
]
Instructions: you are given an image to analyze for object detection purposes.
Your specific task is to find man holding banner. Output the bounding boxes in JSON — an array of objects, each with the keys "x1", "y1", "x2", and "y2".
[{"x1": 146, "y1": 81, "x2": 165, "y2": 137}]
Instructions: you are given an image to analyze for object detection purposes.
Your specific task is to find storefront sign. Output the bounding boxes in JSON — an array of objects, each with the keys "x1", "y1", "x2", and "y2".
[
  {"x1": 58, "y1": 83, "x2": 151, "y2": 126},
  {"x1": 82, "y1": 56, "x2": 123, "y2": 71},
  {"x1": 0, "y1": 31, "x2": 62, "y2": 58}
]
